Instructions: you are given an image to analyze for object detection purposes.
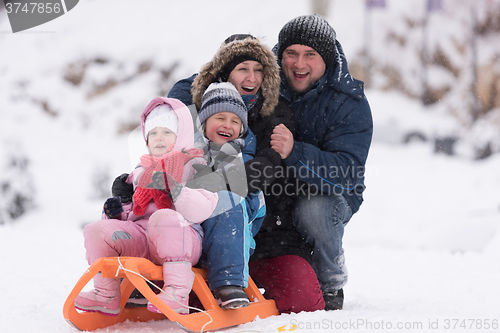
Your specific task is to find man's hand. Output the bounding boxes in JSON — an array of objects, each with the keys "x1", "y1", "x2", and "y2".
[{"x1": 270, "y1": 123, "x2": 294, "y2": 159}]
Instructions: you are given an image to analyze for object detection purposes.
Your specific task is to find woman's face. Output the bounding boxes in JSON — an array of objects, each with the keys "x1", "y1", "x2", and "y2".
[{"x1": 228, "y1": 60, "x2": 263, "y2": 96}]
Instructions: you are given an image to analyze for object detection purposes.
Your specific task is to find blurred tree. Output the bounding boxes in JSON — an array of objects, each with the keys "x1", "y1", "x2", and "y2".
[{"x1": 0, "y1": 152, "x2": 35, "y2": 224}]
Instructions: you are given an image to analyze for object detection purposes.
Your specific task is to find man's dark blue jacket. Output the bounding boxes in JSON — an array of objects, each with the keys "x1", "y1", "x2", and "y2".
[{"x1": 279, "y1": 40, "x2": 373, "y2": 213}]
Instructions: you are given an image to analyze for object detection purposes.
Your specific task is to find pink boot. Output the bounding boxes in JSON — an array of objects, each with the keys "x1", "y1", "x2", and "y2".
[
  {"x1": 147, "y1": 261, "x2": 194, "y2": 315},
  {"x1": 74, "y1": 273, "x2": 121, "y2": 316}
]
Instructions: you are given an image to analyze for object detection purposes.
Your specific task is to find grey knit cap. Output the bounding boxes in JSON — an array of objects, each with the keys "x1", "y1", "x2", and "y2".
[
  {"x1": 198, "y1": 82, "x2": 248, "y2": 136},
  {"x1": 277, "y1": 14, "x2": 337, "y2": 67}
]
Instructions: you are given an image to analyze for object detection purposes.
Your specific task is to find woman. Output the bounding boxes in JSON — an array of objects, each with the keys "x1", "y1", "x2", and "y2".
[{"x1": 168, "y1": 34, "x2": 325, "y2": 313}]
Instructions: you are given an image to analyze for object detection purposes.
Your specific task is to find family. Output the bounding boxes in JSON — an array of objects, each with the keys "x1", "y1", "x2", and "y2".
[{"x1": 74, "y1": 14, "x2": 373, "y2": 316}]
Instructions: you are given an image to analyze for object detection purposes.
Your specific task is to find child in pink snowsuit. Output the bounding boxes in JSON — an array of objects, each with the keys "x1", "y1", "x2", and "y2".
[{"x1": 74, "y1": 97, "x2": 219, "y2": 316}]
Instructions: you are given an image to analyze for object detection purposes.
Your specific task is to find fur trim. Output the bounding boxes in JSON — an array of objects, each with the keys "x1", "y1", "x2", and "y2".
[{"x1": 192, "y1": 37, "x2": 280, "y2": 118}]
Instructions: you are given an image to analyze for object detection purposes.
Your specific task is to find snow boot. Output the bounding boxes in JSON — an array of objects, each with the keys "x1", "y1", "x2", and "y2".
[
  {"x1": 323, "y1": 288, "x2": 344, "y2": 311},
  {"x1": 147, "y1": 261, "x2": 194, "y2": 315},
  {"x1": 213, "y1": 285, "x2": 250, "y2": 309},
  {"x1": 74, "y1": 273, "x2": 121, "y2": 316}
]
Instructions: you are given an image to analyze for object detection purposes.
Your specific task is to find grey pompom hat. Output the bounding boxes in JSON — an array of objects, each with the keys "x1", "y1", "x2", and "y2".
[{"x1": 198, "y1": 82, "x2": 248, "y2": 136}]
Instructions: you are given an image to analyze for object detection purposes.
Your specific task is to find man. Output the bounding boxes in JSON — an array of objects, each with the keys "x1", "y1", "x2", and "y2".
[{"x1": 266, "y1": 14, "x2": 373, "y2": 311}]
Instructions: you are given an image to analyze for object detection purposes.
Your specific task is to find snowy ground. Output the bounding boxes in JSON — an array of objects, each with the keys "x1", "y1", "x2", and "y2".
[
  {"x1": 1, "y1": 140, "x2": 499, "y2": 333},
  {"x1": 1, "y1": 1, "x2": 500, "y2": 332}
]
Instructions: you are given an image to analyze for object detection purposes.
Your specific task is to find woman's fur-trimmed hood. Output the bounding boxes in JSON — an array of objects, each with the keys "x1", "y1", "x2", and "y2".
[{"x1": 191, "y1": 37, "x2": 280, "y2": 118}]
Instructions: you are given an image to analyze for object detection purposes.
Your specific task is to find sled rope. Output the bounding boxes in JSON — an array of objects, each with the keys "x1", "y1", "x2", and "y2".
[{"x1": 115, "y1": 257, "x2": 213, "y2": 333}]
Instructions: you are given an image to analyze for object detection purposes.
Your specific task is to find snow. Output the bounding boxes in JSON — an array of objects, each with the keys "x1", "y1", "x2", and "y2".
[{"x1": 1, "y1": 1, "x2": 500, "y2": 332}]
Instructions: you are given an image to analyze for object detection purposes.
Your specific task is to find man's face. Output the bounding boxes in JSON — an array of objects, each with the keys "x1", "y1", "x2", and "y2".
[{"x1": 281, "y1": 44, "x2": 326, "y2": 94}]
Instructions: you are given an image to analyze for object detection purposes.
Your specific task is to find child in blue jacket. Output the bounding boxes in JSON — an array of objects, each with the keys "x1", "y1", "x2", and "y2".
[{"x1": 187, "y1": 82, "x2": 265, "y2": 309}]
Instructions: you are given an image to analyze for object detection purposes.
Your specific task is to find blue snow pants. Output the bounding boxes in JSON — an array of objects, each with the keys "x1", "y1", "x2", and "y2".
[{"x1": 200, "y1": 190, "x2": 266, "y2": 290}]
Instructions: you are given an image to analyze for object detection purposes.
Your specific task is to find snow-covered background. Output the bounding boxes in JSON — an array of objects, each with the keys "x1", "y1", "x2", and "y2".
[{"x1": 1, "y1": 0, "x2": 499, "y2": 332}]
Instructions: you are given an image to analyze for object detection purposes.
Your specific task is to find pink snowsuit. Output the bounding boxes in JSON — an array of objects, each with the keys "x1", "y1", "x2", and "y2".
[{"x1": 83, "y1": 97, "x2": 219, "y2": 268}]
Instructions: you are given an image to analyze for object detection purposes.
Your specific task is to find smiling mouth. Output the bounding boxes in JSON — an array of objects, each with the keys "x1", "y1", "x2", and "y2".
[
  {"x1": 293, "y1": 71, "x2": 309, "y2": 79},
  {"x1": 217, "y1": 131, "x2": 232, "y2": 138},
  {"x1": 241, "y1": 86, "x2": 255, "y2": 93}
]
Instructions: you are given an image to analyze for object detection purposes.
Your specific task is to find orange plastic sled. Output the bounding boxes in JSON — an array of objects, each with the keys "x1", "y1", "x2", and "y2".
[{"x1": 63, "y1": 257, "x2": 279, "y2": 332}]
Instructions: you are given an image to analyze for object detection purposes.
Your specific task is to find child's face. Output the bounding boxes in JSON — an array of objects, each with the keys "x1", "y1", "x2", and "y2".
[
  {"x1": 204, "y1": 112, "x2": 242, "y2": 145},
  {"x1": 228, "y1": 60, "x2": 263, "y2": 96},
  {"x1": 147, "y1": 127, "x2": 177, "y2": 156}
]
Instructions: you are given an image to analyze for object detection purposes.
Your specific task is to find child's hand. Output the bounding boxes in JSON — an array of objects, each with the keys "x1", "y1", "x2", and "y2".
[
  {"x1": 103, "y1": 197, "x2": 124, "y2": 219},
  {"x1": 111, "y1": 173, "x2": 134, "y2": 203}
]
